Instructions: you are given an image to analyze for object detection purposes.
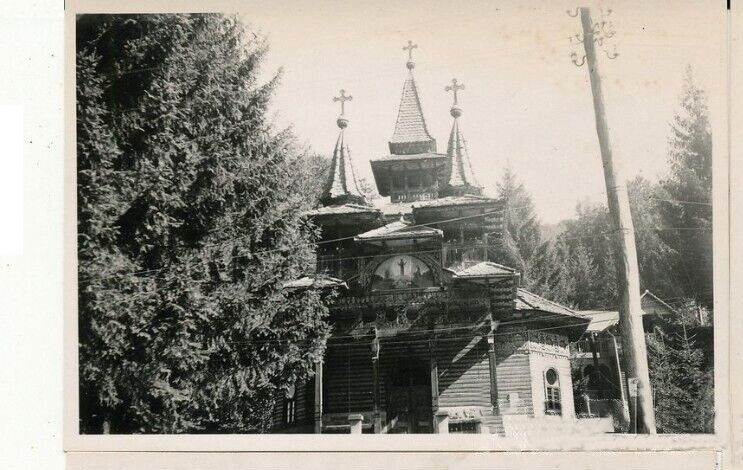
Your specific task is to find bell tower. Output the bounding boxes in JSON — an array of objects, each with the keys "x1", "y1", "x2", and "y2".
[{"x1": 370, "y1": 41, "x2": 449, "y2": 204}]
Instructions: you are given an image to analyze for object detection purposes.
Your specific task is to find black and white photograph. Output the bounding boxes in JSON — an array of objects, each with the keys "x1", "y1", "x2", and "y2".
[{"x1": 72, "y1": 1, "x2": 724, "y2": 442}]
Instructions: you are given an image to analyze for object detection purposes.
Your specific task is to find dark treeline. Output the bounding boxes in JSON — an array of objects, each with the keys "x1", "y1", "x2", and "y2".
[
  {"x1": 498, "y1": 70, "x2": 712, "y2": 313},
  {"x1": 492, "y1": 67, "x2": 714, "y2": 433}
]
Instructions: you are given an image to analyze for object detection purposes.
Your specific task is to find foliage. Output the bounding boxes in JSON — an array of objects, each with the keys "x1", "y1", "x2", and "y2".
[
  {"x1": 293, "y1": 151, "x2": 378, "y2": 207},
  {"x1": 658, "y1": 66, "x2": 714, "y2": 307},
  {"x1": 492, "y1": 165, "x2": 542, "y2": 285},
  {"x1": 292, "y1": 152, "x2": 331, "y2": 207},
  {"x1": 77, "y1": 14, "x2": 331, "y2": 434},
  {"x1": 525, "y1": 67, "x2": 712, "y2": 314},
  {"x1": 519, "y1": 66, "x2": 714, "y2": 433},
  {"x1": 646, "y1": 306, "x2": 714, "y2": 433}
]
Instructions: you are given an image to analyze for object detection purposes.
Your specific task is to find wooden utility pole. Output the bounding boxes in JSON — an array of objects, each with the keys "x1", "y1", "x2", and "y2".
[{"x1": 574, "y1": 7, "x2": 656, "y2": 433}]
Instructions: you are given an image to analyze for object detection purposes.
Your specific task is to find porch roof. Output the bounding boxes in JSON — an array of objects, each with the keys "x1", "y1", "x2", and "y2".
[
  {"x1": 453, "y1": 261, "x2": 517, "y2": 279},
  {"x1": 515, "y1": 288, "x2": 587, "y2": 321},
  {"x1": 580, "y1": 310, "x2": 620, "y2": 333},
  {"x1": 303, "y1": 203, "x2": 381, "y2": 217},
  {"x1": 354, "y1": 220, "x2": 442, "y2": 241},
  {"x1": 282, "y1": 275, "x2": 348, "y2": 290}
]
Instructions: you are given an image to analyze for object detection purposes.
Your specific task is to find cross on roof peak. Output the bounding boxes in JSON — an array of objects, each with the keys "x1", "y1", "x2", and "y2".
[
  {"x1": 403, "y1": 40, "x2": 418, "y2": 69},
  {"x1": 333, "y1": 89, "x2": 353, "y2": 116},
  {"x1": 445, "y1": 78, "x2": 465, "y2": 106},
  {"x1": 403, "y1": 40, "x2": 418, "y2": 60}
]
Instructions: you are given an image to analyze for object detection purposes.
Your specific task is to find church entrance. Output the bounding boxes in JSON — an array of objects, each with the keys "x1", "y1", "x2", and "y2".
[{"x1": 386, "y1": 357, "x2": 433, "y2": 433}]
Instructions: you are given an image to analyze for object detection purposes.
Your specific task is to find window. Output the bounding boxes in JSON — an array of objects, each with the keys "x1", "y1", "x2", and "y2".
[
  {"x1": 544, "y1": 368, "x2": 561, "y2": 415},
  {"x1": 408, "y1": 172, "x2": 422, "y2": 188},
  {"x1": 284, "y1": 384, "x2": 296, "y2": 426},
  {"x1": 393, "y1": 173, "x2": 404, "y2": 190},
  {"x1": 449, "y1": 422, "x2": 479, "y2": 433}
]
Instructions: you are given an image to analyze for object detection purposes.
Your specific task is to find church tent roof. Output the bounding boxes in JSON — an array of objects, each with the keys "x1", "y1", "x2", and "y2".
[
  {"x1": 446, "y1": 118, "x2": 478, "y2": 187},
  {"x1": 319, "y1": 107, "x2": 368, "y2": 206},
  {"x1": 388, "y1": 72, "x2": 436, "y2": 155}
]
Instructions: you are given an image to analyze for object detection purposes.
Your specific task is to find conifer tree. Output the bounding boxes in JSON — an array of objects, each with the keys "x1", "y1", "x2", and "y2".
[
  {"x1": 647, "y1": 303, "x2": 714, "y2": 433},
  {"x1": 658, "y1": 66, "x2": 713, "y2": 306},
  {"x1": 493, "y1": 165, "x2": 542, "y2": 283},
  {"x1": 77, "y1": 14, "x2": 330, "y2": 433}
]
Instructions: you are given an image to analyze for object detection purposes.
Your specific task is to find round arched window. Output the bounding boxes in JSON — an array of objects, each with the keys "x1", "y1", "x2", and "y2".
[{"x1": 544, "y1": 368, "x2": 561, "y2": 415}]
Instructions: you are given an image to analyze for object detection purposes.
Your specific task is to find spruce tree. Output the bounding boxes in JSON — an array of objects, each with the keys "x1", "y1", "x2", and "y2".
[
  {"x1": 629, "y1": 176, "x2": 679, "y2": 300},
  {"x1": 647, "y1": 304, "x2": 714, "y2": 433},
  {"x1": 493, "y1": 165, "x2": 542, "y2": 283},
  {"x1": 77, "y1": 14, "x2": 330, "y2": 433},
  {"x1": 659, "y1": 66, "x2": 713, "y2": 306}
]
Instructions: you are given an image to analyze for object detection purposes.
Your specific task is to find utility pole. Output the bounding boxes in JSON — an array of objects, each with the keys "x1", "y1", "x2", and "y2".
[{"x1": 569, "y1": 7, "x2": 656, "y2": 433}]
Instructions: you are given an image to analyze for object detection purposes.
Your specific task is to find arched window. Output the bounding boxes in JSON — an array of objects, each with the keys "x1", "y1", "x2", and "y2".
[
  {"x1": 544, "y1": 368, "x2": 562, "y2": 415},
  {"x1": 284, "y1": 384, "x2": 296, "y2": 426}
]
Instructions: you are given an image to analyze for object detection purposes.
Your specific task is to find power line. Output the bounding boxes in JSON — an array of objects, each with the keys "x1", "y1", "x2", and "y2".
[
  {"x1": 648, "y1": 197, "x2": 712, "y2": 207},
  {"x1": 80, "y1": 207, "x2": 510, "y2": 282},
  {"x1": 221, "y1": 317, "x2": 622, "y2": 350},
  {"x1": 214, "y1": 291, "x2": 708, "y2": 347},
  {"x1": 80, "y1": 220, "x2": 711, "y2": 284}
]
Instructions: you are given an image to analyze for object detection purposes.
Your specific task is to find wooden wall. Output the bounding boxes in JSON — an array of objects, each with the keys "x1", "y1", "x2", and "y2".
[
  {"x1": 435, "y1": 337, "x2": 490, "y2": 409},
  {"x1": 270, "y1": 379, "x2": 314, "y2": 432},
  {"x1": 494, "y1": 350, "x2": 534, "y2": 417},
  {"x1": 270, "y1": 330, "x2": 577, "y2": 433}
]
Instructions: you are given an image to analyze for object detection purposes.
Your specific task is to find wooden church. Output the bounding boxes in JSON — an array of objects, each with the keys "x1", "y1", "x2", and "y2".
[{"x1": 273, "y1": 43, "x2": 592, "y2": 435}]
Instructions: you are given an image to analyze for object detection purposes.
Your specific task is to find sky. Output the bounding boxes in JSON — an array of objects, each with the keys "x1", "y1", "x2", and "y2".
[{"x1": 240, "y1": 0, "x2": 726, "y2": 224}]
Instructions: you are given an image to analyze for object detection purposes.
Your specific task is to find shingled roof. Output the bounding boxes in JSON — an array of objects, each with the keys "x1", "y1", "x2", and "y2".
[
  {"x1": 515, "y1": 288, "x2": 583, "y2": 320},
  {"x1": 580, "y1": 310, "x2": 620, "y2": 333},
  {"x1": 319, "y1": 127, "x2": 367, "y2": 207},
  {"x1": 304, "y1": 203, "x2": 380, "y2": 217},
  {"x1": 453, "y1": 261, "x2": 517, "y2": 279},
  {"x1": 444, "y1": 113, "x2": 481, "y2": 194},
  {"x1": 355, "y1": 219, "x2": 442, "y2": 241},
  {"x1": 388, "y1": 71, "x2": 437, "y2": 155},
  {"x1": 283, "y1": 275, "x2": 348, "y2": 290}
]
